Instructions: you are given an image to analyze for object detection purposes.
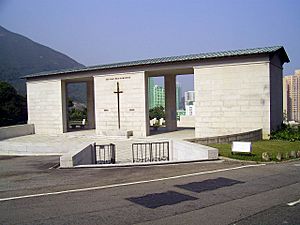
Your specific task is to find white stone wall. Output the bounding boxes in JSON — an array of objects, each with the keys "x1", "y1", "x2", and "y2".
[
  {"x1": 94, "y1": 71, "x2": 148, "y2": 137},
  {"x1": 177, "y1": 115, "x2": 195, "y2": 128},
  {"x1": 194, "y1": 59, "x2": 271, "y2": 139},
  {"x1": 27, "y1": 79, "x2": 64, "y2": 134}
]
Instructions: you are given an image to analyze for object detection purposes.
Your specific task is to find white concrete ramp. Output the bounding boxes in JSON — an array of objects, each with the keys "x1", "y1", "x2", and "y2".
[
  {"x1": 61, "y1": 139, "x2": 218, "y2": 168},
  {"x1": 171, "y1": 140, "x2": 218, "y2": 162}
]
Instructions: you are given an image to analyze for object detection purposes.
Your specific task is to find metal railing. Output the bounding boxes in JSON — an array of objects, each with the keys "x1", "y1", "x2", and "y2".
[
  {"x1": 132, "y1": 141, "x2": 169, "y2": 163},
  {"x1": 94, "y1": 143, "x2": 116, "y2": 164}
]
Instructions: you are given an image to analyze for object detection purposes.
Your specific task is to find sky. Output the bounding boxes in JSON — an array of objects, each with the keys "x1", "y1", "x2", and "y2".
[{"x1": 1, "y1": 0, "x2": 300, "y2": 93}]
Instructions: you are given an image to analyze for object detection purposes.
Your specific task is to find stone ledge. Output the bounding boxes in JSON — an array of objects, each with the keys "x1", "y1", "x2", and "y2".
[
  {"x1": 0, "y1": 124, "x2": 35, "y2": 140},
  {"x1": 188, "y1": 129, "x2": 263, "y2": 144},
  {"x1": 99, "y1": 130, "x2": 133, "y2": 138}
]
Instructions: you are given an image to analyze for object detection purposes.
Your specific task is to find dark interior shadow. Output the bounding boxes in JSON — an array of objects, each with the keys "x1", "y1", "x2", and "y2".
[{"x1": 149, "y1": 127, "x2": 194, "y2": 135}]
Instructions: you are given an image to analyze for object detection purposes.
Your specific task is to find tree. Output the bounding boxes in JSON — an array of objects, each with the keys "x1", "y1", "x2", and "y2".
[
  {"x1": 68, "y1": 107, "x2": 87, "y2": 121},
  {"x1": 149, "y1": 106, "x2": 165, "y2": 120},
  {"x1": 67, "y1": 98, "x2": 74, "y2": 107},
  {"x1": 0, "y1": 81, "x2": 27, "y2": 126}
]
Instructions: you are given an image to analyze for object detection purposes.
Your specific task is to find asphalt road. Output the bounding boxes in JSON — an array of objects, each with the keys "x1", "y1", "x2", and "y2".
[{"x1": 0, "y1": 156, "x2": 299, "y2": 225}]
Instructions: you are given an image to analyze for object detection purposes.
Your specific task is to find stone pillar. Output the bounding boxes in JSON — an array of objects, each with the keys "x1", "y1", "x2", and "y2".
[
  {"x1": 164, "y1": 74, "x2": 177, "y2": 131},
  {"x1": 145, "y1": 74, "x2": 150, "y2": 136},
  {"x1": 61, "y1": 80, "x2": 68, "y2": 133},
  {"x1": 27, "y1": 79, "x2": 65, "y2": 134},
  {"x1": 87, "y1": 79, "x2": 95, "y2": 129}
]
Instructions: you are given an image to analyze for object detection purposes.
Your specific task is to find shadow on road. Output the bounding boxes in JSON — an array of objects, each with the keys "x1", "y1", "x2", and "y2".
[
  {"x1": 175, "y1": 177, "x2": 244, "y2": 193},
  {"x1": 127, "y1": 191, "x2": 198, "y2": 209}
]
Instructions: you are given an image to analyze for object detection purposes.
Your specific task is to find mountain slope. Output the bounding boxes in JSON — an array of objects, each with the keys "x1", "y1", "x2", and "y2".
[{"x1": 0, "y1": 25, "x2": 84, "y2": 95}]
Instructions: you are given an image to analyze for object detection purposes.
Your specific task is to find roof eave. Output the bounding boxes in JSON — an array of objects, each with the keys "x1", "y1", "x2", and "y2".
[{"x1": 24, "y1": 46, "x2": 290, "y2": 79}]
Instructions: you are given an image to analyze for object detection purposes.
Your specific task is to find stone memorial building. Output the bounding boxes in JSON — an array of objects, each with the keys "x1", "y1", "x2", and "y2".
[{"x1": 25, "y1": 46, "x2": 289, "y2": 139}]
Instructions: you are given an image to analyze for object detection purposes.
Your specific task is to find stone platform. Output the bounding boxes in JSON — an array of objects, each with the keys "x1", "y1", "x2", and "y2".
[{"x1": 0, "y1": 129, "x2": 218, "y2": 167}]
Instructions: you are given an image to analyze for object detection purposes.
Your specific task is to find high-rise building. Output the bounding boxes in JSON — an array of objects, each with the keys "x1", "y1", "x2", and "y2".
[
  {"x1": 176, "y1": 82, "x2": 182, "y2": 110},
  {"x1": 148, "y1": 80, "x2": 183, "y2": 110},
  {"x1": 283, "y1": 70, "x2": 300, "y2": 122},
  {"x1": 153, "y1": 85, "x2": 165, "y2": 108},
  {"x1": 184, "y1": 91, "x2": 195, "y2": 116},
  {"x1": 148, "y1": 77, "x2": 155, "y2": 109},
  {"x1": 185, "y1": 91, "x2": 195, "y2": 105}
]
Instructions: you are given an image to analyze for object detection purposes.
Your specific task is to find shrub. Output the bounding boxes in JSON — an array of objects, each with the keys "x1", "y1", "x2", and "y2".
[
  {"x1": 149, "y1": 106, "x2": 165, "y2": 120},
  {"x1": 68, "y1": 108, "x2": 87, "y2": 121},
  {"x1": 270, "y1": 123, "x2": 300, "y2": 141}
]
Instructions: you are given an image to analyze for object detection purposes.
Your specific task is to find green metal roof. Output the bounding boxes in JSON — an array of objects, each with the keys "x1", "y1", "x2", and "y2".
[{"x1": 24, "y1": 46, "x2": 289, "y2": 79}]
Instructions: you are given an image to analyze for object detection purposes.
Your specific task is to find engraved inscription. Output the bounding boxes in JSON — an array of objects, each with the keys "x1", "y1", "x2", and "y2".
[{"x1": 106, "y1": 76, "x2": 131, "y2": 81}]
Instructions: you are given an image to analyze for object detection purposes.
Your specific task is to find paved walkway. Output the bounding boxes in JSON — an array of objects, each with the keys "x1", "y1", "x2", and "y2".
[{"x1": 0, "y1": 129, "x2": 195, "y2": 163}]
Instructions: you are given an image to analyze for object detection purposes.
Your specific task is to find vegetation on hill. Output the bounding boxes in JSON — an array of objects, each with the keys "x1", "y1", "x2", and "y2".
[
  {"x1": 0, "y1": 25, "x2": 84, "y2": 96},
  {"x1": 0, "y1": 81, "x2": 27, "y2": 126}
]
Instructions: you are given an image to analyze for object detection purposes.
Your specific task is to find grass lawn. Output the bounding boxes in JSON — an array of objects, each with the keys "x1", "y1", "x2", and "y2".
[{"x1": 208, "y1": 140, "x2": 300, "y2": 162}]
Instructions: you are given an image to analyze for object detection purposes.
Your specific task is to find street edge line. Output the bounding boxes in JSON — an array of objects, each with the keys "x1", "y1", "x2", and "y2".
[{"x1": 287, "y1": 199, "x2": 300, "y2": 206}]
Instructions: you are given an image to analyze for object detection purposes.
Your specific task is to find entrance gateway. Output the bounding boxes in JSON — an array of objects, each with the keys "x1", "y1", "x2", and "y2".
[{"x1": 25, "y1": 46, "x2": 289, "y2": 139}]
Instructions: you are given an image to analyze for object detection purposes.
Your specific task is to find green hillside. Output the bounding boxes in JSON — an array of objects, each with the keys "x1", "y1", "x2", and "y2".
[{"x1": 0, "y1": 25, "x2": 84, "y2": 96}]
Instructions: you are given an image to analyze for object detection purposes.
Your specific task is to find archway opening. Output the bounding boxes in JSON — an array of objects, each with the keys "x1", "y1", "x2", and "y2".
[
  {"x1": 147, "y1": 71, "x2": 195, "y2": 137},
  {"x1": 64, "y1": 78, "x2": 95, "y2": 132}
]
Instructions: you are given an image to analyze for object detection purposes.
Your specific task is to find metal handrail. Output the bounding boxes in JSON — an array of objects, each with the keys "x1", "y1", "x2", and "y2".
[
  {"x1": 132, "y1": 141, "x2": 169, "y2": 163},
  {"x1": 94, "y1": 143, "x2": 116, "y2": 164}
]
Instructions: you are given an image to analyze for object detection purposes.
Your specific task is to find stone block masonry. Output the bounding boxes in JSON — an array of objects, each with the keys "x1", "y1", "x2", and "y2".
[
  {"x1": 188, "y1": 129, "x2": 263, "y2": 145},
  {"x1": 194, "y1": 56, "x2": 281, "y2": 139},
  {"x1": 24, "y1": 46, "x2": 288, "y2": 138},
  {"x1": 94, "y1": 71, "x2": 148, "y2": 137},
  {"x1": 27, "y1": 79, "x2": 64, "y2": 134}
]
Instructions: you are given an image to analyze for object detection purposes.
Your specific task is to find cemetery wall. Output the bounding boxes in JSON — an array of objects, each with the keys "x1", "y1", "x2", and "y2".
[
  {"x1": 188, "y1": 128, "x2": 262, "y2": 144},
  {"x1": 194, "y1": 56, "x2": 271, "y2": 139},
  {"x1": 94, "y1": 71, "x2": 148, "y2": 137},
  {"x1": 27, "y1": 79, "x2": 64, "y2": 134}
]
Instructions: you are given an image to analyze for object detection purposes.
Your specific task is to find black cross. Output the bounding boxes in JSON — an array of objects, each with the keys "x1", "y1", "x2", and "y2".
[{"x1": 114, "y1": 82, "x2": 123, "y2": 129}]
